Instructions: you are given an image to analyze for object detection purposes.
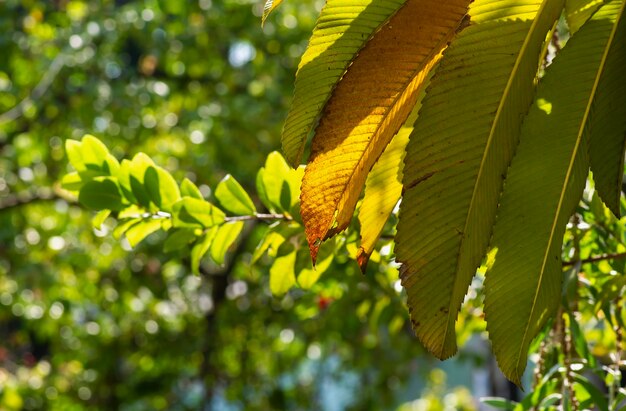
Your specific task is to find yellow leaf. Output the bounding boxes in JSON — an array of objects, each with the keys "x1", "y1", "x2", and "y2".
[
  {"x1": 262, "y1": 0, "x2": 283, "y2": 26},
  {"x1": 300, "y1": 0, "x2": 471, "y2": 262}
]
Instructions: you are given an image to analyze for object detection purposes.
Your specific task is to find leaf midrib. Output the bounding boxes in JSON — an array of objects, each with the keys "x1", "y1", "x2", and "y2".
[
  {"x1": 326, "y1": 11, "x2": 465, "y2": 241},
  {"x1": 514, "y1": 1, "x2": 626, "y2": 374},
  {"x1": 441, "y1": 0, "x2": 560, "y2": 357}
]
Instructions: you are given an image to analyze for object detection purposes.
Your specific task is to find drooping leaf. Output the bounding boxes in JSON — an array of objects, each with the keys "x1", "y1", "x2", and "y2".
[
  {"x1": 210, "y1": 221, "x2": 244, "y2": 265},
  {"x1": 587, "y1": 8, "x2": 626, "y2": 216},
  {"x1": 61, "y1": 172, "x2": 82, "y2": 191},
  {"x1": 78, "y1": 178, "x2": 124, "y2": 211},
  {"x1": 92, "y1": 210, "x2": 111, "y2": 230},
  {"x1": 297, "y1": 241, "x2": 334, "y2": 289},
  {"x1": 171, "y1": 198, "x2": 226, "y2": 229},
  {"x1": 144, "y1": 165, "x2": 181, "y2": 212},
  {"x1": 125, "y1": 219, "x2": 163, "y2": 248},
  {"x1": 191, "y1": 227, "x2": 218, "y2": 275},
  {"x1": 357, "y1": 105, "x2": 418, "y2": 272},
  {"x1": 270, "y1": 242, "x2": 297, "y2": 296},
  {"x1": 301, "y1": 0, "x2": 471, "y2": 262},
  {"x1": 164, "y1": 228, "x2": 198, "y2": 253},
  {"x1": 396, "y1": 0, "x2": 564, "y2": 360},
  {"x1": 566, "y1": 0, "x2": 604, "y2": 33},
  {"x1": 215, "y1": 175, "x2": 256, "y2": 216},
  {"x1": 485, "y1": 0, "x2": 625, "y2": 384},
  {"x1": 281, "y1": 0, "x2": 407, "y2": 166},
  {"x1": 261, "y1": 0, "x2": 283, "y2": 25}
]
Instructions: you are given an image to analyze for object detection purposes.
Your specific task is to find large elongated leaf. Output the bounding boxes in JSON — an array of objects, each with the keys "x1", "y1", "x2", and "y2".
[
  {"x1": 301, "y1": 0, "x2": 471, "y2": 261},
  {"x1": 356, "y1": 113, "x2": 413, "y2": 271},
  {"x1": 395, "y1": 0, "x2": 564, "y2": 359},
  {"x1": 588, "y1": 8, "x2": 626, "y2": 216},
  {"x1": 281, "y1": 0, "x2": 407, "y2": 166},
  {"x1": 485, "y1": 0, "x2": 626, "y2": 385},
  {"x1": 566, "y1": 0, "x2": 604, "y2": 33}
]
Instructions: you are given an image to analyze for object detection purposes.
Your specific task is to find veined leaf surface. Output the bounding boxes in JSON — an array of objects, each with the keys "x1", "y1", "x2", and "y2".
[
  {"x1": 565, "y1": 0, "x2": 604, "y2": 33},
  {"x1": 301, "y1": 0, "x2": 471, "y2": 261},
  {"x1": 356, "y1": 110, "x2": 415, "y2": 272},
  {"x1": 485, "y1": 0, "x2": 626, "y2": 385},
  {"x1": 587, "y1": 4, "x2": 626, "y2": 216},
  {"x1": 281, "y1": 0, "x2": 407, "y2": 166},
  {"x1": 396, "y1": 0, "x2": 564, "y2": 359}
]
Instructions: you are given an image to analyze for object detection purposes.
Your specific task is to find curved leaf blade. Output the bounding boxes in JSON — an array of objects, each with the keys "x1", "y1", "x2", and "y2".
[
  {"x1": 281, "y1": 0, "x2": 407, "y2": 166},
  {"x1": 395, "y1": 0, "x2": 564, "y2": 359},
  {"x1": 485, "y1": 0, "x2": 626, "y2": 384},
  {"x1": 301, "y1": 0, "x2": 471, "y2": 261}
]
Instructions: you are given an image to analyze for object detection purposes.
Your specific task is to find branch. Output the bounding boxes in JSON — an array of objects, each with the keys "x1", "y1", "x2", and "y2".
[
  {"x1": 0, "y1": 188, "x2": 66, "y2": 213},
  {"x1": 224, "y1": 213, "x2": 291, "y2": 222},
  {"x1": 563, "y1": 252, "x2": 626, "y2": 267},
  {"x1": 0, "y1": 53, "x2": 65, "y2": 125}
]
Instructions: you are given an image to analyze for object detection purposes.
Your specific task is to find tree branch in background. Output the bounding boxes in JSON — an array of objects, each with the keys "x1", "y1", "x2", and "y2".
[
  {"x1": 0, "y1": 53, "x2": 65, "y2": 125},
  {"x1": 563, "y1": 252, "x2": 626, "y2": 267},
  {"x1": 0, "y1": 186, "x2": 68, "y2": 213}
]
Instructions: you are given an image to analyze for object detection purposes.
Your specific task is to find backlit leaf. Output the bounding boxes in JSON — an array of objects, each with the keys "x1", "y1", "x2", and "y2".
[
  {"x1": 171, "y1": 198, "x2": 226, "y2": 229},
  {"x1": 261, "y1": 0, "x2": 283, "y2": 25},
  {"x1": 79, "y1": 178, "x2": 124, "y2": 211},
  {"x1": 180, "y1": 178, "x2": 204, "y2": 200},
  {"x1": 125, "y1": 218, "x2": 162, "y2": 248},
  {"x1": 210, "y1": 221, "x2": 244, "y2": 265},
  {"x1": 191, "y1": 227, "x2": 218, "y2": 275},
  {"x1": 215, "y1": 175, "x2": 256, "y2": 216},
  {"x1": 270, "y1": 242, "x2": 297, "y2": 296},
  {"x1": 281, "y1": 0, "x2": 407, "y2": 166},
  {"x1": 395, "y1": 0, "x2": 564, "y2": 359},
  {"x1": 485, "y1": 0, "x2": 625, "y2": 384},
  {"x1": 144, "y1": 165, "x2": 181, "y2": 212},
  {"x1": 301, "y1": 0, "x2": 471, "y2": 262}
]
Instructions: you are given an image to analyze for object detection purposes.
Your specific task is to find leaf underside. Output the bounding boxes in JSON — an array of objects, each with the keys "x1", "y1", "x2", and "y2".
[
  {"x1": 395, "y1": 0, "x2": 564, "y2": 360},
  {"x1": 485, "y1": 0, "x2": 626, "y2": 385},
  {"x1": 301, "y1": 0, "x2": 471, "y2": 262},
  {"x1": 281, "y1": 0, "x2": 407, "y2": 166}
]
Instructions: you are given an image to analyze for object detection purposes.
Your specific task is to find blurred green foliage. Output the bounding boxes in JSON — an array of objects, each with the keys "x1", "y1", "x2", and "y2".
[
  {"x1": 0, "y1": 1, "x2": 479, "y2": 409},
  {"x1": 2, "y1": 0, "x2": 625, "y2": 410}
]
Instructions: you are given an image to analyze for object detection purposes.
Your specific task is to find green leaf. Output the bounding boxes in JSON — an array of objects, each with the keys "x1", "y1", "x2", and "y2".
[
  {"x1": 297, "y1": 241, "x2": 333, "y2": 289},
  {"x1": 113, "y1": 218, "x2": 142, "y2": 239},
  {"x1": 92, "y1": 210, "x2": 111, "y2": 230},
  {"x1": 210, "y1": 221, "x2": 244, "y2": 265},
  {"x1": 171, "y1": 198, "x2": 225, "y2": 229},
  {"x1": 164, "y1": 228, "x2": 199, "y2": 253},
  {"x1": 125, "y1": 219, "x2": 162, "y2": 248},
  {"x1": 261, "y1": 0, "x2": 282, "y2": 25},
  {"x1": 281, "y1": 0, "x2": 407, "y2": 166},
  {"x1": 479, "y1": 397, "x2": 519, "y2": 409},
  {"x1": 180, "y1": 178, "x2": 203, "y2": 200},
  {"x1": 129, "y1": 153, "x2": 156, "y2": 209},
  {"x1": 66, "y1": 135, "x2": 119, "y2": 181},
  {"x1": 587, "y1": 7, "x2": 626, "y2": 217},
  {"x1": 485, "y1": 0, "x2": 626, "y2": 385},
  {"x1": 396, "y1": 0, "x2": 564, "y2": 360},
  {"x1": 61, "y1": 172, "x2": 82, "y2": 191},
  {"x1": 566, "y1": 0, "x2": 604, "y2": 34},
  {"x1": 269, "y1": 242, "x2": 297, "y2": 296},
  {"x1": 573, "y1": 374, "x2": 609, "y2": 411},
  {"x1": 144, "y1": 165, "x2": 181, "y2": 212},
  {"x1": 191, "y1": 227, "x2": 218, "y2": 275},
  {"x1": 117, "y1": 159, "x2": 137, "y2": 204},
  {"x1": 215, "y1": 175, "x2": 256, "y2": 215},
  {"x1": 256, "y1": 152, "x2": 304, "y2": 214},
  {"x1": 252, "y1": 229, "x2": 286, "y2": 264},
  {"x1": 78, "y1": 178, "x2": 124, "y2": 211}
]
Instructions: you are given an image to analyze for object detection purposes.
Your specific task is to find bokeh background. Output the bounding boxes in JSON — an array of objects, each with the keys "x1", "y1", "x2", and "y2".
[{"x1": 0, "y1": 1, "x2": 514, "y2": 409}]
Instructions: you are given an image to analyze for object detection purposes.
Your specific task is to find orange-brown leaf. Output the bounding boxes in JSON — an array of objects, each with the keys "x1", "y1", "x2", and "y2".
[{"x1": 300, "y1": 0, "x2": 471, "y2": 261}]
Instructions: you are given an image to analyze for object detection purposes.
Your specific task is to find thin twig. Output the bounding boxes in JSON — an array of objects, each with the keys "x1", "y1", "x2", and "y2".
[
  {"x1": 0, "y1": 188, "x2": 65, "y2": 213},
  {"x1": 0, "y1": 53, "x2": 65, "y2": 125},
  {"x1": 563, "y1": 252, "x2": 626, "y2": 267},
  {"x1": 224, "y1": 213, "x2": 290, "y2": 222}
]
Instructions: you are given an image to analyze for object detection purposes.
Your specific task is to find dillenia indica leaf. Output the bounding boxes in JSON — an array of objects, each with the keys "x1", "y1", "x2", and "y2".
[
  {"x1": 281, "y1": 0, "x2": 407, "y2": 166},
  {"x1": 300, "y1": 0, "x2": 471, "y2": 262},
  {"x1": 261, "y1": 0, "x2": 283, "y2": 25},
  {"x1": 485, "y1": 0, "x2": 626, "y2": 385},
  {"x1": 396, "y1": 0, "x2": 564, "y2": 360},
  {"x1": 565, "y1": 0, "x2": 604, "y2": 34}
]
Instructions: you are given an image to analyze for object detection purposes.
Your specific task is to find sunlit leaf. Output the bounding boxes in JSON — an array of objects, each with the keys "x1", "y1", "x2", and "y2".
[
  {"x1": 210, "y1": 221, "x2": 244, "y2": 265},
  {"x1": 270, "y1": 242, "x2": 297, "y2": 295},
  {"x1": 215, "y1": 174, "x2": 256, "y2": 215},
  {"x1": 485, "y1": 0, "x2": 626, "y2": 384},
  {"x1": 171, "y1": 198, "x2": 226, "y2": 229},
  {"x1": 191, "y1": 227, "x2": 218, "y2": 275},
  {"x1": 144, "y1": 165, "x2": 181, "y2": 212},
  {"x1": 125, "y1": 218, "x2": 162, "y2": 248},
  {"x1": 79, "y1": 178, "x2": 124, "y2": 211},
  {"x1": 180, "y1": 177, "x2": 204, "y2": 200},
  {"x1": 301, "y1": 0, "x2": 470, "y2": 262},
  {"x1": 396, "y1": 0, "x2": 564, "y2": 360}
]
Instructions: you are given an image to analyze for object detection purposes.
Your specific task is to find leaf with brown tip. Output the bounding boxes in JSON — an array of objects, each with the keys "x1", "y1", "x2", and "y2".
[{"x1": 300, "y1": 0, "x2": 471, "y2": 262}]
